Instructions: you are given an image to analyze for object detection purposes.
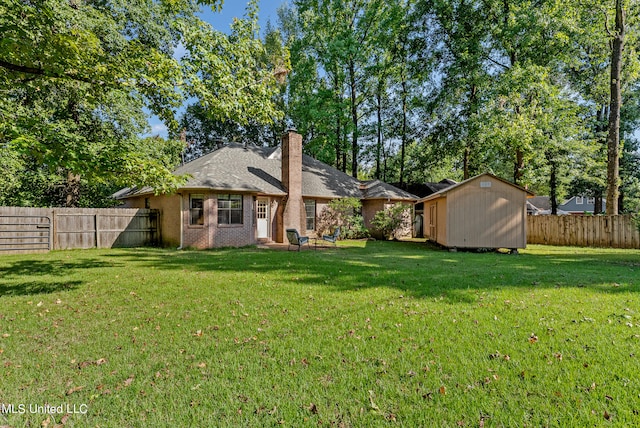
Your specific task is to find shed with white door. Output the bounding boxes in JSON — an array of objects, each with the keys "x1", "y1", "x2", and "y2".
[{"x1": 417, "y1": 173, "x2": 533, "y2": 250}]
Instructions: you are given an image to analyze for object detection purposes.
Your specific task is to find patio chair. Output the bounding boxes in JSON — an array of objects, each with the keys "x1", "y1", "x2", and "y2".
[
  {"x1": 286, "y1": 229, "x2": 310, "y2": 251},
  {"x1": 322, "y1": 227, "x2": 340, "y2": 247}
]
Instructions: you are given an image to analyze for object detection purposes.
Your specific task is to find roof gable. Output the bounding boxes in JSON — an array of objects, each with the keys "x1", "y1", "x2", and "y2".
[{"x1": 417, "y1": 173, "x2": 534, "y2": 203}]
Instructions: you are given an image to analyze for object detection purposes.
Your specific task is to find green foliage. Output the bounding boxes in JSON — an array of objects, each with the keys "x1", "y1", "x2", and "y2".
[
  {"x1": 0, "y1": 0, "x2": 284, "y2": 206},
  {"x1": 316, "y1": 197, "x2": 369, "y2": 239},
  {"x1": 371, "y1": 203, "x2": 412, "y2": 239}
]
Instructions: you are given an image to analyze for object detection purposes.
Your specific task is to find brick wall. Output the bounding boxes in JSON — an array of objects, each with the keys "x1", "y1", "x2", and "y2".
[
  {"x1": 181, "y1": 193, "x2": 211, "y2": 249},
  {"x1": 281, "y1": 130, "x2": 303, "y2": 238},
  {"x1": 212, "y1": 194, "x2": 255, "y2": 247}
]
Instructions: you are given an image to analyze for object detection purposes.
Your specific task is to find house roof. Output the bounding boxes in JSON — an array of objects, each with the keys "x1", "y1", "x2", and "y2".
[
  {"x1": 114, "y1": 143, "x2": 417, "y2": 201},
  {"x1": 360, "y1": 180, "x2": 420, "y2": 200},
  {"x1": 528, "y1": 196, "x2": 552, "y2": 211},
  {"x1": 416, "y1": 173, "x2": 534, "y2": 204},
  {"x1": 558, "y1": 195, "x2": 606, "y2": 213},
  {"x1": 398, "y1": 179, "x2": 457, "y2": 198}
]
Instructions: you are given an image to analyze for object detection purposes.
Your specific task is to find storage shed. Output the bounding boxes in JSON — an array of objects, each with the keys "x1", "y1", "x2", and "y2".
[{"x1": 417, "y1": 173, "x2": 533, "y2": 250}]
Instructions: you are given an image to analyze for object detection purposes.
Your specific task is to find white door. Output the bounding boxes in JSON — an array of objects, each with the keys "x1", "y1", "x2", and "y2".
[{"x1": 257, "y1": 198, "x2": 269, "y2": 239}]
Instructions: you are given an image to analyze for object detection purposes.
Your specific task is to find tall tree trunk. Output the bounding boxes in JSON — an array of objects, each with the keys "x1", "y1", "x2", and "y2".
[
  {"x1": 375, "y1": 88, "x2": 383, "y2": 180},
  {"x1": 64, "y1": 171, "x2": 81, "y2": 207},
  {"x1": 342, "y1": 126, "x2": 348, "y2": 173},
  {"x1": 334, "y1": 72, "x2": 344, "y2": 172},
  {"x1": 594, "y1": 191, "x2": 603, "y2": 214},
  {"x1": 547, "y1": 153, "x2": 558, "y2": 215},
  {"x1": 349, "y1": 60, "x2": 358, "y2": 178},
  {"x1": 64, "y1": 97, "x2": 82, "y2": 207},
  {"x1": 514, "y1": 147, "x2": 524, "y2": 185},
  {"x1": 399, "y1": 79, "x2": 407, "y2": 187},
  {"x1": 606, "y1": 0, "x2": 625, "y2": 215},
  {"x1": 501, "y1": 0, "x2": 524, "y2": 185},
  {"x1": 463, "y1": 83, "x2": 478, "y2": 180},
  {"x1": 336, "y1": 119, "x2": 342, "y2": 171},
  {"x1": 463, "y1": 147, "x2": 471, "y2": 180}
]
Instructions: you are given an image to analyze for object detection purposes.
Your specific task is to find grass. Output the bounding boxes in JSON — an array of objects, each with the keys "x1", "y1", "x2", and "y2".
[{"x1": 0, "y1": 241, "x2": 639, "y2": 427}]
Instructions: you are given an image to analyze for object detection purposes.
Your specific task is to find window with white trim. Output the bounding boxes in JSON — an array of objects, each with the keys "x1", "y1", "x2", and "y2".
[
  {"x1": 305, "y1": 200, "x2": 316, "y2": 231},
  {"x1": 587, "y1": 197, "x2": 595, "y2": 205},
  {"x1": 218, "y1": 194, "x2": 243, "y2": 224},
  {"x1": 576, "y1": 196, "x2": 584, "y2": 205},
  {"x1": 189, "y1": 194, "x2": 204, "y2": 225}
]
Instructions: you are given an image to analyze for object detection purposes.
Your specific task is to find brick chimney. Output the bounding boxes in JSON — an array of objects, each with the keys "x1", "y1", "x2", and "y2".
[{"x1": 281, "y1": 129, "x2": 303, "y2": 238}]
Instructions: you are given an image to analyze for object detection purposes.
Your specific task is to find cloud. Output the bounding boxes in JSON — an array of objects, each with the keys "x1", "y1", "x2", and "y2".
[{"x1": 151, "y1": 123, "x2": 168, "y2": 135}]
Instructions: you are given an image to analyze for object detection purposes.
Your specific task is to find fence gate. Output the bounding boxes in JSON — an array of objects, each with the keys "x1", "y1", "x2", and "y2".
[{"x1": 0, "y1": 215, "x2": 51, "y2": 252}]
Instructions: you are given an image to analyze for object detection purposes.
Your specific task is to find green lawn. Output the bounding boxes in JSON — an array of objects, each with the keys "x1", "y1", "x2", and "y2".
[{"x1": 1, "y1": 241, "x2": 639, "y2": 427}]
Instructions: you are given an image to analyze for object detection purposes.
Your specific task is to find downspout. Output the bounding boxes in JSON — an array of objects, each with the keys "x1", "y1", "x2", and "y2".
[{"x1": 178, "y1": 192, "x2": 184, "y2": 250}]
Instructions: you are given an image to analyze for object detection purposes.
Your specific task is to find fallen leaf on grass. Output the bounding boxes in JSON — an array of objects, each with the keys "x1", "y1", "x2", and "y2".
[
  {"x1": 368, "y1": 390, "x2": 381, "y2": 412},
  {"x1": 307, "y1": 403, "x2": 318, "y2": 414},
  {"x1": 439, "y1": 386, "x2": 447, "y2": 395},
  {"x1": 58, "y1": 413, "x2": 70, "y2": 426},
  {"x1": 529, "y1": 333, "x2": 538, "y2": 344},
  {"x1": 123, "y1": 375, "x2": 134, "y2": 387},
  {"x1": 77, "y1": 358, "x2": 107, "y2": 369},
  {"x1": 66, "y1": 385, "x2": 84, "y2": 395},
  {"x1": 604, "y1": 411, "x2": 611, "y2": 420}
]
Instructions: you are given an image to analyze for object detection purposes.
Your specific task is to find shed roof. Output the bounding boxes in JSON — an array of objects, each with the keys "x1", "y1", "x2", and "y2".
[{"x1": 416, "y1": 173, "x2": 534, "y2": 204}]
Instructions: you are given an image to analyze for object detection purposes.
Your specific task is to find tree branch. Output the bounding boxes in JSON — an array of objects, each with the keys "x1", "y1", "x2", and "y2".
[
  {"x1": 0, "y1": 59, "x2": 102, "y2": 86},
  {"x1": 484, "y1": 55, "x2": 510, "y2": 71}
]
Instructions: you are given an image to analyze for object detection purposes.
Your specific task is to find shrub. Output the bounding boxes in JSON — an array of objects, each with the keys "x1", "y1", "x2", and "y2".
[
  {"x1": 371, "y1": 203, "x2": 412, "y2": 240},
  {"x1": 316, "y1": 197, "x2": 370, "y2": 239}
]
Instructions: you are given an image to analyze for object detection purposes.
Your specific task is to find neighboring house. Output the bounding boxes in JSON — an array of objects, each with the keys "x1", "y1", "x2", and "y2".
[
  {"x1": 558, "y1": 196, "x2": 606, "y2": 215},
  {"x1": 114, "y1": 130, "x2": 417, "y2": 248},
  {"x1": 417, "y1": 173, "x2": 534, "y2": 251},
  {"x1": 526, "y1": 196, "x2": 551, "y2": 215},
  {"x1": 526, "y1": 196, "x2": 570, "y2": 215}
]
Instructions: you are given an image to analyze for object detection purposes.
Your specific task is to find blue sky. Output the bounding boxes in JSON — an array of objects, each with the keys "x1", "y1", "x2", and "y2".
[
  {"x1": 206, "y1": 1, "x2": 287, "y2": 32},
  {"x1": 148, "y1": 1, "x2": 288, "y2": 136}
]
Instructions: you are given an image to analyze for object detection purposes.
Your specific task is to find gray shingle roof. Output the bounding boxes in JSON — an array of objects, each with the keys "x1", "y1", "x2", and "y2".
[
  {"x1": 360, "y1": 180, "x2": 419, "y2": 200},
  {"x1": 115, "y1": 143, "x2": 417, "y2": 201}
]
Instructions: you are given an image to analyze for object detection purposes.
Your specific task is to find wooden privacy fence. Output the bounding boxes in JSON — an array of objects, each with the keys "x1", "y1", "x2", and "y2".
[
  {"x1": 0, "y1": 207, "x2": 159, "y2": 254},
  {"x1": 527, "y1": 214, "x2": 640, "y2": 249}
]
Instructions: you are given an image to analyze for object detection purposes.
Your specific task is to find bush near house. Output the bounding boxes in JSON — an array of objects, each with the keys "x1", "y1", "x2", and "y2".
[
  {"x1": 371, "y1": 203, "x2": 412, "y2": 240},
  {"x1": 316, "y1": 197, "x2": 370, "y2": 239}
]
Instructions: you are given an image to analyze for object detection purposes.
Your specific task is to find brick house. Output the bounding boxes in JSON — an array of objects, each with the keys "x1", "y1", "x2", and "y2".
[{"x1": 114, "y1": 130, "x2": 417, "y2": 248}]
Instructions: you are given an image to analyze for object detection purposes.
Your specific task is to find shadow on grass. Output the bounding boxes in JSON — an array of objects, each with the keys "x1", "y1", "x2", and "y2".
[
  {"x1": 98, "y1": 241, "x2": 640, "y2": 301},
  {"x1": 0, "y1": 258, "x2": 116, "y2": 296}
]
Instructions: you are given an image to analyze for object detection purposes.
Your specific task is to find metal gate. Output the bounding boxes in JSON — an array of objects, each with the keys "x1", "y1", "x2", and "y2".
[{"x1": 0, "y1": 215, "x2": 51, "y2": 252}]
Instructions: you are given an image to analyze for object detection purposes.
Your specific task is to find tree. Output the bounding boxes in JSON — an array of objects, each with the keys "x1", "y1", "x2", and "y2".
[
  {"x1": 289, "y1": 0, "x2": 386, "y2": 177},
  {"x1": 177, "y1": 15, "x2": 290, "y2": 157},
  {"x1": 606, "y1": 0, "x2": 626, "y2": 214},
  {"x1": 0, "y1": 0, "x2": 285, "y2": 206}
]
